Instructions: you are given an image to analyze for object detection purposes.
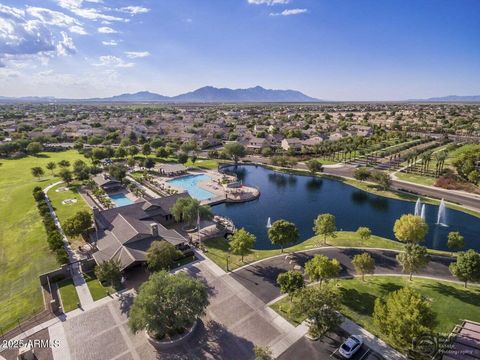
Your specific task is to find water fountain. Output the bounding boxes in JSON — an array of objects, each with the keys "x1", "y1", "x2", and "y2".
[
  {"x1": 437, "y1": 199, "x2": 447, "y2": 226},
  {"x1": 420, "y1": 204, "x2": 426, "y2": 220},
  {"x1": 266, "y1": 217, "x2": 272, "y2": 228},
  {"x1": 414, "y1": 198, "x2": 421, "y2": 216}
]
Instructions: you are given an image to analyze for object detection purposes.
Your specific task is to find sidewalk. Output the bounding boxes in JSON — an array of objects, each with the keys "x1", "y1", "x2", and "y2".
[{"x1": 43, "y1": 181, "x2": 94, "y2": 308}]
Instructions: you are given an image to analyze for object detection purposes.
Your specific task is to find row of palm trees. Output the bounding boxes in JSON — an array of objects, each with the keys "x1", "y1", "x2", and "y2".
[{"x1": 404, "y1": 148, "x2": 448, "y2": 176}]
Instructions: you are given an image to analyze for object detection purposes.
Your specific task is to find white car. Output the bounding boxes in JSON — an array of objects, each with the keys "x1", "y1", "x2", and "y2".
[{"x1": 339, "y1": 335, "x2": 363, "y2": 358}]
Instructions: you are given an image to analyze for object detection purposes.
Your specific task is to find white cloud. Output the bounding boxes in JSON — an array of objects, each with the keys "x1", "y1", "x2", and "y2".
[
  {"x1": 56, "y1": 0, "x2": 126, "y2": 22},
  {"x1": 69, "y1": 25, "x2": 87, "y2": 34},
  {"x1": 97, "y1": 26, "x2": 117, "y2": 33},
  {"x1": 102, "y1": 40, "x2": 118, "y2": 46},
  {"x1": 25, "y1": 6, "x2": 79, "y2": 27},
  {"x1": 118, "y1": 6, "x2": 150, "y2": 15},
  {"x1": 270, "y1": 8, "x2": 308, "y2": 16},
  {"x1": 125, "y1": 51, "x2": 150, "y2": 58},
  {"x1": 248, "y1": 0, "x2": 291, "y2": 5},
  {"x1": 0, "y1": 5, "x2": 60, "y2": 58},
  {"x1": 95, "y1": 55, "x2": 134, "y2": 68},
  {"x1": 56, "y1": 31, "x2": 76, "y2": 56}
]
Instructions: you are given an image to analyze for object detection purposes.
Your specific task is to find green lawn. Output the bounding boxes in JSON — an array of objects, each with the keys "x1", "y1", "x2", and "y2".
[
  {"x1": 271, "y1": 276, "x2": 480, "y2": 348},
  {"x1": 58, "y1": 279, "x2": 80, "y2": 313},
  {"x1": 395, "y1": 172, "x2": 437, "y2": 186},
  {"x1": 47, "y1": 182, "x2": 90, "y2": 242},
  {"x1": 0, "y1": 150, "x2": 88, "y2": 332},
  {"x1": 185, "y1": 158, "x2": 219, "y2": 169},
  {"x1": 84, "y1": 272, "x2": 114, "y2": 301}
]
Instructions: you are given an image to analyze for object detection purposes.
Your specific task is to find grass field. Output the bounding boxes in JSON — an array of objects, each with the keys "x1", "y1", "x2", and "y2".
[
  {"x1": 47, "y1": 182, "x2": 90, "y2": 244},
  {"x1": 0, "y1": 150, "x2": 88, "y2": 332},
  {"x1": 58, "y1": 279, "x2": 80, "y2": 312},
  {"x1": 395, "y1": 172, "x2": 437, "y2": 186},
  {"x1": 84, "y1": 272, "x2": 114, "y2": 301},
  {"x1": 271, "y1": 276, "x2": 480, "y2": 349}
]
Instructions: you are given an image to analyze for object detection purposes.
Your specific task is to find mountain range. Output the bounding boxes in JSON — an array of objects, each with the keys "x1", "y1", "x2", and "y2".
[
  {"x1": 0, "y1": 86, "x2": 320, "y2": 103},
  {"x1": 409, "y1": 95, "x2": 480, "y2": 102}
]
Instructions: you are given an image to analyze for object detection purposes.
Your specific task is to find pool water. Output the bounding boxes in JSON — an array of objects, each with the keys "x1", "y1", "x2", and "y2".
[
  {"x1": 109, "y1": 193, "x2": 134, "y2": 207},
  {"x1": 167, "y1": 174, "x2": 215, "y2": 201}
]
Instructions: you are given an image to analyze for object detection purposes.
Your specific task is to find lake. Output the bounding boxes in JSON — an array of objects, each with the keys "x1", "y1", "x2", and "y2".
[{"x1": 213, "y1": 165, "x2": 480, "y2": 251}]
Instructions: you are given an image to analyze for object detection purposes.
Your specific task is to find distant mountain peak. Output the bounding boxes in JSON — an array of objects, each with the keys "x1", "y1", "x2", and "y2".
[
  {"x1": 410, "y1": 95, "x2": 480, "y2": 102},
  {"x1": 0, "y1": 86, "x2": 320, "y2": 103}
]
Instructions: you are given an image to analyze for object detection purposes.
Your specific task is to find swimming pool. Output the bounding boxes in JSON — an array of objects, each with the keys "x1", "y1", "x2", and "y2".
[
  {"x1": 167, "y1": 174, "x2": 216, "y2": 201},
  {"x1": 109, "y1": 193, "x2": 134, "y2": 207}
]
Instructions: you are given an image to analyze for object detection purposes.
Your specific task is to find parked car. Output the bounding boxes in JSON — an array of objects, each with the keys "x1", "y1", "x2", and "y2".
[{"x1": 339, "y1": 335, "x2": 363, "y2": 358}]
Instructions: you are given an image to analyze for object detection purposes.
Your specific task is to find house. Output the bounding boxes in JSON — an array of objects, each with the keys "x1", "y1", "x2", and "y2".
[
  {"x1": 246, "y1": 137, "x2": 269, "y2": 152},
  {"x1": 93, "y1": 173, "x2": 122, "y2": 192},
  {"x1": 281, "y1": 138, "x2": 303, "y2": 152},
  {"x1": 302, "y1": 136, "x2": 325, "y2": 147},
  {"x1": 350, "y1": 125, "x2": 373, "y2": 137},
  {"x1": 92, "y1": 193, "x2": 190, "y2": 270}
]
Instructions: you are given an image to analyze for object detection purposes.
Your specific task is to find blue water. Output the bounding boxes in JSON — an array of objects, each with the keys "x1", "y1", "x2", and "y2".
[
  {"x1": 167, "y1": 174, "x2": 215, "y2": 201},
  {"x1": 213, "y1": 165, "x2": 480, "y2": 251},
  {"x1": 109, "y1": 193, "x2": 134, "y2": 207}
]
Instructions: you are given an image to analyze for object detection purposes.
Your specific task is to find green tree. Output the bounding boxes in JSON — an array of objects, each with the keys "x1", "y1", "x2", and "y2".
[
  {"x1": 277, "y1": 270, "x2": 305, "y2": 301},
  {"x1": 177, "y1": 152, "x2": 188, "y2": 164},
  {"x1": 313, "y1": 213, "x2": 337, "y2": 245},
  {"x1": 306, "y1": 159, "x2": 323, "y2": 174},
  {"x1": 356, "y1": 227, "x2": 372, "y2": 242},
  {"x1": 296, "y1": 285, "x2": 341, "y2": 339},
  {"x1": 128, "y1": 145, "x2": 139, "y2": 156},
  {"x1": 31, "y1": 166, "x2": 44, "y2": 180},
  {"x1": 146, "y1": 241, "x2": 181, "y2": 272},
  {"x1": 115, "y1": 146, "x2": 127, "y2": 158},
  {"x1": 171, "y1": 197, "x2": 213, "y2": 226},
  {"x1": 393, "y1": 214, "x2": 428, "y2": 244},
  {"x1": 268, "y1": 219, "x2": 299, "y2": 252},
  {"x1": 63, "y1": 210, "x2": 92, "y2": 237},
  {"x1": 396, "y1": 243, "x2": 430, "y2": 280},
  {"x1": 371, "y1": 171, "x2": 391, "y2": 190},
  {"x1": 59, "y1": 168, "x2": 73, "y2": 185},
  {"x1": 352, "y1": 253, "x2": 376, "y2": 281},
  {"x1": 229, "y1": 228, "x2": 256, "y2": 261},
  {"x1": 447, "y1": 231, "x2": 465, "y2": 253},
  {"x1": 142, "y1": 143, "x2": 151, "y2": 156},
  {"x1": 353, "y1": 167, "x2": 371, "y2": 181},
  {"x1": 108, "y1": 164, "x2": 127, "y2": 182},
  {"x1": 304, "y1": 255, "x2": 341, "y2": 286},
  {"x1": 26, "y1": 141, "x2": 43, "y2": 155},
  {"x1": 224, "y1": 142, "x2": 246, "y2": 164},
  {"x1": 254, "y1": 346, "x2": 273, "y2": 360},
  {"x1": 58, "y1": 159, "x2": 70, "y2": 168},
  {"x1": 46, "y1": 161, "x2": 56, "y2": 175},
  {"x1": 95, "y1": 260, "x2": 122, "y2": 289},
  {"x1": 373, "y1": 287, "x2": 436, "y2": 349},
  {"x1": 128, "y1": 271, "x2": 209, "y2": 339},
  {"x1": 449, "y1": 249, "x2": 480, "y2": 288}
]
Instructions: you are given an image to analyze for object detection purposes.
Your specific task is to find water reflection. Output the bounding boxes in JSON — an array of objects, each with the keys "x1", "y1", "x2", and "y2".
[{"x1": 214, "y1": 165, "x2": 480, "y2": 251}]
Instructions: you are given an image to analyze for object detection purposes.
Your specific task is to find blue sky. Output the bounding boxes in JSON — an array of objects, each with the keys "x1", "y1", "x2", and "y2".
[{"x1": 0, "y1": 0, "x2": 479, "y2": 100}]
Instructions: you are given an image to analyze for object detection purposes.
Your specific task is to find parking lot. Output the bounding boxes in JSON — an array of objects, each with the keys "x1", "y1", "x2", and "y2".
[{"x1": 278, "y1": 330, "x2": 384, "y2": 360}]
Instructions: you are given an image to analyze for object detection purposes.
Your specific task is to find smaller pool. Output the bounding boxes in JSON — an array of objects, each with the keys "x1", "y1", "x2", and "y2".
[
  {"x1": 167, "y1": 174, "x2": 215, "y2": 201},
  {"x1": 109, "y1": 193, "x2": 134, "y2": 207}
]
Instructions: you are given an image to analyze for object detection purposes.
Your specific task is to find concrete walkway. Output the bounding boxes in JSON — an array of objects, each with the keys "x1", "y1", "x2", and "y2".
[
  {"x1": 43, "y1": 181, "x2": 94, "y2": 308},
  {"x1": 125, "y1": 175, "x2": 160, "y2": 199}
]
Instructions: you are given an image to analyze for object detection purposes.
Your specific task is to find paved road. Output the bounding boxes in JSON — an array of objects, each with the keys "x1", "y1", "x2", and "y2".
[{"x1": 231, "y1": 247, "x2": 455, "y2": 303}]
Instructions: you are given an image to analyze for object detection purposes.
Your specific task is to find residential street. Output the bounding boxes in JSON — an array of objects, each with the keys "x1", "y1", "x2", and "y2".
[{"x1": 231, "y1": 247, "x2": 455, "y2": 303}]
